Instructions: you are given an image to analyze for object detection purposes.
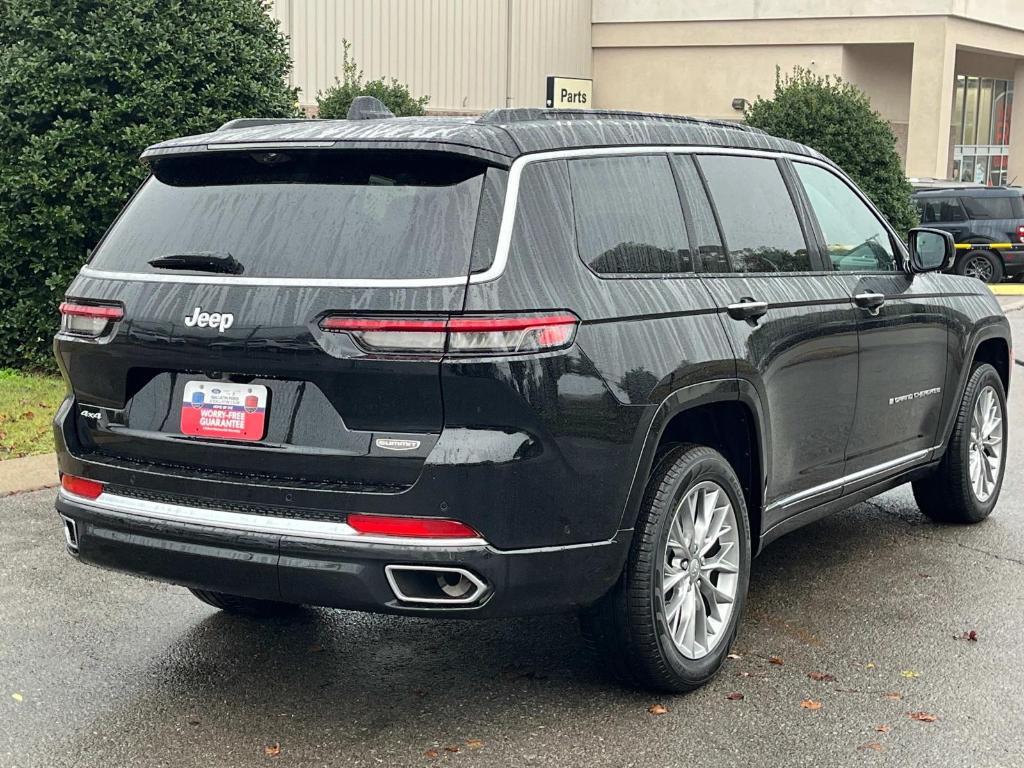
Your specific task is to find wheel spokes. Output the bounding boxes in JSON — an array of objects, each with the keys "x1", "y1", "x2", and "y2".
[{"x1": 661, "y1": 480, "x2": 741, "y2": 660}]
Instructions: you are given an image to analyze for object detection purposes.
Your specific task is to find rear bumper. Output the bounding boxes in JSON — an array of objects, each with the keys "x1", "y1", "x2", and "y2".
[{"x1": 55, "y1": 489, "x2": 629, "y2": 618}]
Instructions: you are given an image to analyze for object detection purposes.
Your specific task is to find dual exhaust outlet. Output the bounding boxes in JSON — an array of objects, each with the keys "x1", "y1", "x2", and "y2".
[
  {"x1": 384, "y1": 565, "x2": 489, "y2": 606},
  {"x1": 58, "y1": 512, "x2": 486, "y2": 607}
]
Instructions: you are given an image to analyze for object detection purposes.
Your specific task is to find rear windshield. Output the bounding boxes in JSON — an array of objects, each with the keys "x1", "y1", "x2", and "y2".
[{"x1": 90, "y1": 151, "x2": 489, "y2": 279}]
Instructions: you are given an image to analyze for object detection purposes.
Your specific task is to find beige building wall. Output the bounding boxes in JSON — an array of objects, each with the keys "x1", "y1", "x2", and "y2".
[
  {"x1": 270, "y1": 0, "x2": 591, "y2": 112},
  {"x1": 592, "y1": 11, "x2": 1024, "y2": 179}
]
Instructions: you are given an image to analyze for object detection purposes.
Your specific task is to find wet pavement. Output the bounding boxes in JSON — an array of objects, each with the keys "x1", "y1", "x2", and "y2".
[{"x1": 2, "y1": 317, "x2": 1023, "y2": 768}]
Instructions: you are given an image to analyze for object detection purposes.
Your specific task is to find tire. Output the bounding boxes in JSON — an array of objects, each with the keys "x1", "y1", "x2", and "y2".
[
  {"x1": 580, "y1": 444, "x2": 751, "y2": 692},
  {"x1": 913, "y1": 363, "x2": 1007, "y2": 524},
  {"x1": 956, "y1": 250, "x2": 1004, "y2": 283},
  {"x1": 189, "y1": 588, "x2": 302, "y2": 617}
]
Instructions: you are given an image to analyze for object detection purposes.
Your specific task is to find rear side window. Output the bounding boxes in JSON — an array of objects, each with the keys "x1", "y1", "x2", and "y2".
[
  {"x1": 918, "y1": 196, "x2": 967, "y2": 223},
  {"x1": 698, "y1": 155, "x2": 812, "y2": 273},
  {"x1": 960, "y1": 195, "x2": 1019, "y2": 220},
  {"x1": 794, "y1": 162, "x2": 896, "y2": 272},
  {"x1": 567, "y1": 155, "x2": 692, "y2": 275},
  {"x1": 90, "y1": 151, "x2": 488, "y2": 280}
]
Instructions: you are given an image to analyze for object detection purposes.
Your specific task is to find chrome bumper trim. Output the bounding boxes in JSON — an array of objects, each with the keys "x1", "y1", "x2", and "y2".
[{"x1": 58, "y1": 490, "x2": 488, "y2": 548}]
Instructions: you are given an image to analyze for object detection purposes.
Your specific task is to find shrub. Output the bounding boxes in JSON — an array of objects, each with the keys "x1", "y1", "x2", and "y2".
[
  {"x1": 0, "y1": 0, "x2": 299, "y2": 370},
  {"x1": 317, "y1": 40, "x2": 429, "y2": 119},
  {"x1": 745, "y1": 67, "x2": 919, "y2": 235}
]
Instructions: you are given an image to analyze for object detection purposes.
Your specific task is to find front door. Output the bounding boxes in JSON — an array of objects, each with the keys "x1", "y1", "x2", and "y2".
[
  {"x1": 790, "y1": 160, "x2": 948, "y2": 483},
  {"x1": 684, "y1": 153, "x2": 861, "y2": 529}
]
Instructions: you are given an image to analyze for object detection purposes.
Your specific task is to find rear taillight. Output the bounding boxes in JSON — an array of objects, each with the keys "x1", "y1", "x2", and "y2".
[
  {"x1": 61, "y1": 474, "x2": 104, "y2": 500},
  {"x1": 346, "y1": 514, "x2": 479, "y2": 539},
  {"x1": 1017, "y1": 225, "x2": 1024, "y2": 244},
  {"x1": 59, "y1": 301, "x2": 123, "y2": 337},
  {"x1": 320, "y1": 312, "x2": 579, "y2": 355}
]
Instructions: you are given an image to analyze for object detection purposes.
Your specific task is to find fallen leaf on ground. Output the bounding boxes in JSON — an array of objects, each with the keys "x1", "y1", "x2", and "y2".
[
  {"x1": 958, "y1": 630, "x2": 979, "y2": 642},
  {"x1": 874, "y1": 724, "x2": 891, "y2": 733},
  {"x1": 444, "y1": 746, "x2": 460, "y2": 753},
  {"x1": 800, "y1": 699, "x2": 823, "y2": 710},
  {"x1": 858, "y1": 742, "x2": 883, "y2": 752},
  {"x1": 424, "y1": 748, "x2": 439, "y2": 759},
  {"x1": 909, "y1": 711, "x2": 938, "y2": 722},
  {"x1": 900, "y1": 670, "x2": 920, "y2": 678},
  {"x1": 808, "y1": 672, "x2": 836, "y2": 682},
  {"x1": 865, "y1": 662, "x2": 876, "y2": 669},
  {"x1": 11, "y1": 693, "x2": 23, "y2": 703},
  {"x1": 768, "y1": 656, "x2": 784, "y2": 665},
  {"x1": 883, "y1": 691, "x2": 902, "y2": 701},
  {"x1": 20, "y1": 411, "x2": 35, "y2": 420},
  {"x1": 263, "y1": 743, "x2": 281, "y2": 757},
  {"x1": 465, "y1": 739, "x2": 484, "y2": 749},
  {"x1": 725, "y1": 692, "x2": 745, "y2": 701},
  {"x1": 726, "y1": 653, "x2": 742, "y2": 660},
  {"x1": 648, "y1": 703, "x2": 669, "y2": 715}
]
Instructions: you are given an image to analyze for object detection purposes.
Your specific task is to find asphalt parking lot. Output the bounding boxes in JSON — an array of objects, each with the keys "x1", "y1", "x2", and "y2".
[{"x1": 2, "y1": 315, "x2": 1023, "y2": 768}]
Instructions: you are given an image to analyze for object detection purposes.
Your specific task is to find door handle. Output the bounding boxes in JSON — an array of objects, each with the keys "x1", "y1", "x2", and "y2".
[
  {"x1": 854, "y1": 292, "x2": 886, "y2": 313},
  {"x1": 726, "y1": 299, "x2": 769, "y2": 322}
]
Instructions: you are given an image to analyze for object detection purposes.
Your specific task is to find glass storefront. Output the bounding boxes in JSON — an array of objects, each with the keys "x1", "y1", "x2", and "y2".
[{"x1": 952, "y1": 75, "x2": 1014, "y2": 186}]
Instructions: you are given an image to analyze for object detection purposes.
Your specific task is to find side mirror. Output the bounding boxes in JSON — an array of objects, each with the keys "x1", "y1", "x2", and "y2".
[{"x1": 907, "y1": 228, "x2": 955, "y2": 274}]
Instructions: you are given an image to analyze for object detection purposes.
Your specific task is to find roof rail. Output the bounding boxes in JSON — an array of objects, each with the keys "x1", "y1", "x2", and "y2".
[
  {"x1": 216, "y1": 118, "x2": 314, "y2": 132},
  {"x1": 476, "y1": 107, "x2": 763, "y2": 134}
]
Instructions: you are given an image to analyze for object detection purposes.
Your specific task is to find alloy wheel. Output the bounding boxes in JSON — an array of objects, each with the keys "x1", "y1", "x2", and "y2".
[
  {"x1": 660, "y1": 480, "x2": 740, "y2": 659},
  {"x1": 968, "y1": 385, "x2": 1003, "y2": 502},
  {"x1": 963, "y1": 256, "x2": 995, "y2": 282}
]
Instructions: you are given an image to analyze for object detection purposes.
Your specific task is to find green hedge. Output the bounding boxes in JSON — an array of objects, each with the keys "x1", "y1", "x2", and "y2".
[
  {"x1": 0, "y1": 0, "x2": 299, "y2": 370},
  {"x1": 317, "y1": 40, "x2": 429, "y2": 119},
  {"x1": 746, "y1": 67, "x2": 919, "y2": 236}
]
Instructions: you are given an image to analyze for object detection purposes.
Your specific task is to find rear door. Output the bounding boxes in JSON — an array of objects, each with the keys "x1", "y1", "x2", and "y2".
[
  {"x1": 689, "y1": 152, "x2": 861, "y2": 526},
  {"x1": 791, "y1": 160, "x2": 948, "y2": 481},
  {"x1": 56, "y1": 148, "x2": 503, "y2": 489}
]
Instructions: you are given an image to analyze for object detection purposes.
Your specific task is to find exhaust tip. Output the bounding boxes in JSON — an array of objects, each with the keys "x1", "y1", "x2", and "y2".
[
  {"x1": 60, "y1": 515, "x2": 79, "y2": 552},
  {"x1": 384, "y1": 565, "x2": 488, "y2": 606}
]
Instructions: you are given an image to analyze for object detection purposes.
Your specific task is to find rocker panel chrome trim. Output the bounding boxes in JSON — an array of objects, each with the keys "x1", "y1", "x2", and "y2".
[{"x1": 765, "y1": 445, "x2": 942, "y2": 513}]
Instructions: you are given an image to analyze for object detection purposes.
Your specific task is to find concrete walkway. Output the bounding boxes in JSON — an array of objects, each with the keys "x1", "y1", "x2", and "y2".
[{"x1": 0, "y1": 453, "x2": 57, "y2": 496}]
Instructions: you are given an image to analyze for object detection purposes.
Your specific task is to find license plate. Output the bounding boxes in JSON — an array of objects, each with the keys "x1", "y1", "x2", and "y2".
[{"x1": 180, "y1": 381, "x2": 268, "y2": 442}]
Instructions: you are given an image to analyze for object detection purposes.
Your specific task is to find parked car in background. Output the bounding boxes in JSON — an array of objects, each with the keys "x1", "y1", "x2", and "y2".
[
  {"x1": 53, "y1": 106, "x2": 1011, "y2": 693},
  {"x1": 913, "y1": 185, "x2": 1024, "y2": 282}
]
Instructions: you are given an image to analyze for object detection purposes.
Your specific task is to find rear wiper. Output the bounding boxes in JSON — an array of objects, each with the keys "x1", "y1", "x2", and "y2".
[{"x1": 148, "y1": 251, "x2": 244, "y2": 275}]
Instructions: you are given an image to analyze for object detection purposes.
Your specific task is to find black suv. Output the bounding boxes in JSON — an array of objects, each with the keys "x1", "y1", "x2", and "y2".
[
  {"x1": 914, "y1": 185, "x2": 1024, "y2": 282},
  {"x1": 54, "y1": 108, "x2": 1011, "y2": 692}
]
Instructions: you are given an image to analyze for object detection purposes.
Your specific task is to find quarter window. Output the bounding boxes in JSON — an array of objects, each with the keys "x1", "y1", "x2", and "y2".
[
  {"x1": 794, "y1": 163, "x2": 897, "y2": 272},
  {"x1": 960, "y1": 195, "x2": 1018, "y2": 220},
  {"x1": 567, "y1": 155, "x2": 692, "y2": 275},
  {"x1": 698, "y1": 155, "x2": 812, "y2": 273}
]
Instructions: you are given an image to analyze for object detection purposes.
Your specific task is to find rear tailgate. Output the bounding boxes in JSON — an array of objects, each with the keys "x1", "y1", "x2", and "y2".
[{"x1": 56, "y1": 148, "x2": 505, "y2": 490}]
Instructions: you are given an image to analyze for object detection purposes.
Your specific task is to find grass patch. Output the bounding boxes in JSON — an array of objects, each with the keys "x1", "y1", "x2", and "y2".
[{"x1": 0, "y1": 369, "x2": 66, "y2": 459}]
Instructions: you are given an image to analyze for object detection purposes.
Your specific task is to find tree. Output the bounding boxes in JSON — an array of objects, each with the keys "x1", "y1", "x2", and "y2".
[
  {"x1": 317, "y1": 40, "x2": 429, "y2": 119},
  {"x1": 745, "y1": 67, "x2": 919, "y2": 235},
  {"x1": 0, "y1": 0, "x2": 299, "y2": 370}
]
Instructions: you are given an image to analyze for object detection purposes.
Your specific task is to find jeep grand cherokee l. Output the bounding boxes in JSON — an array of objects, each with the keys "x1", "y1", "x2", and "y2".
[{"x1": 53, "y1": 106, "x2": 1011, "y2": 693}]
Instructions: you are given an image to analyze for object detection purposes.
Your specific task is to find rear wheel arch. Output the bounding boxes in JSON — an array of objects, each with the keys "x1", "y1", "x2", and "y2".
[{"x1": 621, "y1": 384, "x2": 766, "y2": 552}]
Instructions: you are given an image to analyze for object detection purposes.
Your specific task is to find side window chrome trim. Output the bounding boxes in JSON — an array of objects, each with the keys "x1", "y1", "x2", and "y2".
[{"x1": 80, "y1": 145, "x2": 886, "y2": 288}]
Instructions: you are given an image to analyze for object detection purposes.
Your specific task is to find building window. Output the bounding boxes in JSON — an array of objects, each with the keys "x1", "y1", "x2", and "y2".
[{"x1": 952, "y1": 76, "x2": 1014, "y2": 186}]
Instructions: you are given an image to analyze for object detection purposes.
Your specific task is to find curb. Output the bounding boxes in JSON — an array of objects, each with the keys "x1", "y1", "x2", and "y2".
[{"x1": 0, "y1": 453, "x2": 58, "y2": 497}]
